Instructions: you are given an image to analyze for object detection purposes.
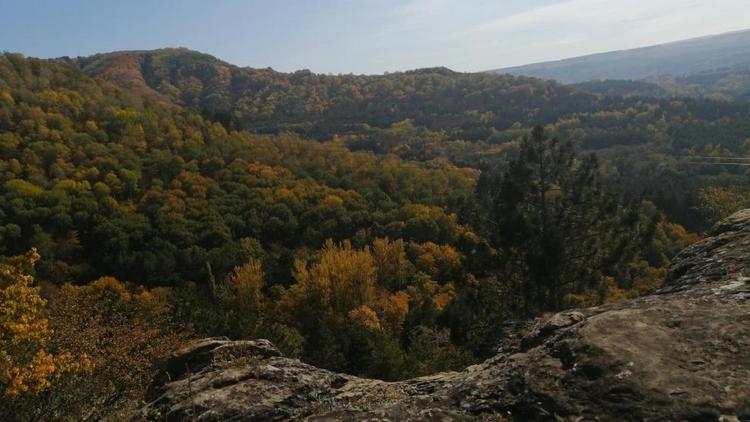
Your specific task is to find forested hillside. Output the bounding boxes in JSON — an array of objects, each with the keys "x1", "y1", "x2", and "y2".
[
  {"x1": 1, "y1": 50, "x2": 748, "y2": 419},
  {"x1": 72, "y1": 49, "x2": 750, "y2": 228},
  {"x1": 574, "y1": 67, "x2": 750, "y2": 102},
  {"x1": 71, "y1": 49, "x2": 598, "y2": 139}
]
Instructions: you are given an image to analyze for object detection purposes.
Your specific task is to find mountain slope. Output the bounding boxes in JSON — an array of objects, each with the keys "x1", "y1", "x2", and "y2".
[
  {"x1": 492, "y1": 29, "x2": 750, "y2": 84},
  {"x1": 646, "y1": 66, "x2": 750, "y2": 102},
  {"x1": 0, "y1": 53, "x2": 478, "y2": 286},
  {"x1": 61, "y1": 49, "x2": 750, "y2": 229},
  {"x1": 69, "y1": 48, "x2": 599, "y2": 139}
]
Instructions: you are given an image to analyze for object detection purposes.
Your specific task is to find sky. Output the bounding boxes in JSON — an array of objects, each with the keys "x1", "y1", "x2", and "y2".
[{"x1": 1, "y1": 0, "x2": 748, "y2": 74}]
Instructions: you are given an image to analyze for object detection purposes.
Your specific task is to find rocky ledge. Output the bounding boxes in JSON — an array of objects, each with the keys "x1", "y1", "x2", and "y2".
[{"x1": 143, "y1": 211, "x2": 750, "y2": 421}]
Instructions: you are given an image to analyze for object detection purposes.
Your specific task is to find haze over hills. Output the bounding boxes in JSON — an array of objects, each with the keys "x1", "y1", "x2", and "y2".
[{"x1": 491, "y1": 29, "x2": 750, "y2": 84}]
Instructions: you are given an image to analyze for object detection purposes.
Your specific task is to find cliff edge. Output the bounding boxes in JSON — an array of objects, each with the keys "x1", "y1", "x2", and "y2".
[{"x1": 143, "y1": 210, "x2": 750, "y2": 421}]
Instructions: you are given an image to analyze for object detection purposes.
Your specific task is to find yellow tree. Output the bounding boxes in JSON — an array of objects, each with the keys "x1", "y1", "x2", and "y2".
[
  {"x1": 698, "y1": 186, "x2": 750, "y2": 224},
  {"x1": 371, "y1": 238, "x2": 413, "y2": 290},
  {"x1": 0, "y1": 249, "x2": 89, "y2": 404},
  {"x1": 411, "y1": 242, "x2": 463, "y2": 282},
  {"x1": 221, "y1": 259, "x2": 265, "y2": 336},
  {"x1": 293, "y1": 240, "x2": 377, "y2": 314}
]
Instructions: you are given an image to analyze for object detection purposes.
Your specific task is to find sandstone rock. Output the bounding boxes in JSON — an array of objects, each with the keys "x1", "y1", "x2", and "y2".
[{"x1": 143, "y1": 210, "x2": 750, "y2": 421}]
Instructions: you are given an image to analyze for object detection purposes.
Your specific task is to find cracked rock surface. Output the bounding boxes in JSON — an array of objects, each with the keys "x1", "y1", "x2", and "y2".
[{"x1": 143, "y1": 210, "x2": 750, "y2": 421}]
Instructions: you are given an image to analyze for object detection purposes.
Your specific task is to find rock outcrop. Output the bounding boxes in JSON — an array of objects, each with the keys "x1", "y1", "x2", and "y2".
[{"x1": 143, "y1": 211, "x2": 750, "y2": 421}]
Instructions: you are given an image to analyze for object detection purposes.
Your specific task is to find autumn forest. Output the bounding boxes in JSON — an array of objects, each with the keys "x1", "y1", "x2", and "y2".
[{"x1": 2, "y1": 48, "x2": 750, "y2": 419}]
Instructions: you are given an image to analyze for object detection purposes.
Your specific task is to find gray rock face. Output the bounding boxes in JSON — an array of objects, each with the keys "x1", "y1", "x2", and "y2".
[{"x1": 143, "y1": 211, "x2": 750, "y2": 421}]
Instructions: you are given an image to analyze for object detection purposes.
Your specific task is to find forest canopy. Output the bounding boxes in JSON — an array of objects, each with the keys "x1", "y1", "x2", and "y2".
[{"x1": 0, "y1": 50, "x2": 745, "y2": 419}]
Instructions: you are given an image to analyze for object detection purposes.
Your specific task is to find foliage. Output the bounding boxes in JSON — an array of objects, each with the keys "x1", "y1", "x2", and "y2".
[
  {"x1": 41, "y1": 277, "x2": 189, "y2": 420},
  {"x1": 0, "y1": 53, "x2": 476, "y2": 288},
  {"x1": 71, "y1": 50, "x2": 750, "y2": 226},
  {"x1": 220, "y1": 259, "x2": 265, "y2": 335},
  {"x1": 697, "y1": 186, "x2": 750, "y2": 225},
  {"x1": 0, "y1": 50, "x2": 728, "y2": 417},
  {"x1": 0, "y1": 249, "x2": 91, "y2": 420},
  {"x1": 473, "y1": 126, "x2": 656, "y2": 313},
  {"x1": 73, "y1": 49, "x2": 596, "y2": 139},
  {"x1": 275, "y1": 238, "x2": 474, "y2": 377}
]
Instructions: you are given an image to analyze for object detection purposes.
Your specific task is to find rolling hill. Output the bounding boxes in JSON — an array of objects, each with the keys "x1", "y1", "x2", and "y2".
[
  {"x1": 491, "y1": 29, "x2": 750, "y2": 85},
  {"x1": 67, "y1": 48, "x2": 596, "y2": 139}
]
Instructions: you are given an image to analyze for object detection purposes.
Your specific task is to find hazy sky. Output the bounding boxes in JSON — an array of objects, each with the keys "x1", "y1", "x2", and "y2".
[{"x1": 1, "y1": 0, "x2": 748, "y2": 74}]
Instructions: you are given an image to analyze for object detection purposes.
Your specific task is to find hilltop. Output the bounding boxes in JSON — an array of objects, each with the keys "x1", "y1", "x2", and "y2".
[{"x1": 66, "y1": 48, "x2": 591, "y2": 139}]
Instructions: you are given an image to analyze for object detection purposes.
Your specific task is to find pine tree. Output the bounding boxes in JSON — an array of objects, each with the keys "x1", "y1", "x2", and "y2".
[{"x1": 476, "y1": 126, "x2": 645, "y2": 313}]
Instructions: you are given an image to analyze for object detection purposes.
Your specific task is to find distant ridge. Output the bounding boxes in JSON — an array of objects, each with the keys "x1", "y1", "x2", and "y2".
[{"x1": 490, "y1": 29, "x2": 750, "y2": 84}]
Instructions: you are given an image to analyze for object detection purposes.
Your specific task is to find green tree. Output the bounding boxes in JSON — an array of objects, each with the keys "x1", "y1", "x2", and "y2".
[
  {"x1": 697, "y1": 186, "x2": 750, "y2": 225},
  {"x1": 475, "y1": 126, "x2": 647, "y2": 313}
]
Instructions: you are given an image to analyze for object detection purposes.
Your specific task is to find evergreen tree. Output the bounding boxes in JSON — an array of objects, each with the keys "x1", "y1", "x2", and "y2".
[{"x1": 475, "y1": 126, "x2": 647, "y2": 313}]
